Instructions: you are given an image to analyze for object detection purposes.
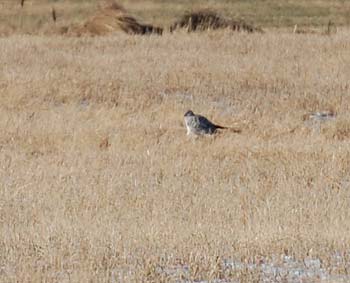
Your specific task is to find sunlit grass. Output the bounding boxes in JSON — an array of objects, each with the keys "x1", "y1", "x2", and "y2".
[{"x1": 1, "y1": 29, "x2": 350, "y2": 281}]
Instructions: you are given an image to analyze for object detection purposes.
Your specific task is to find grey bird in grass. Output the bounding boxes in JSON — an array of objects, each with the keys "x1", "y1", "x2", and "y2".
[{"x1": 184, "y1": 110, "x2": 230, "y2": 135}]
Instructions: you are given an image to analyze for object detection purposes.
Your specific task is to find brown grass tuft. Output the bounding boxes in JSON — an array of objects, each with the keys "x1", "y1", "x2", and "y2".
[
  {"x1": 170, "y1": 10, "x2": 263, "y2": 33},
  {"x1": 51, "y1": 7, "x2": 57, "y2": 23},
  {"x1": 99, "y1": 136, "x2": 111, "y2": 150}
]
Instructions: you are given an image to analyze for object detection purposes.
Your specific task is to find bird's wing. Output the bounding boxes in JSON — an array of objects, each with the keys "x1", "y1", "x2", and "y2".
[{"x1": 197, "y1": 115, "x2": 217, "y2": 128}]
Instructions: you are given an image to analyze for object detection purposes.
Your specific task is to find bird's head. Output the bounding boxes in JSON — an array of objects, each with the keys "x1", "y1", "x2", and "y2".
[{"x1": 184, "y1": 110, "x2": 194, "y2": 117}]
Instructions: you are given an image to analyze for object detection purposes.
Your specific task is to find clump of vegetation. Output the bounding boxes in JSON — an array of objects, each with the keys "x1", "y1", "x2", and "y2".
[
  {"x1": 67, "y1": 1, "x2": 163, "y2": 36},
  {"x1": 170, "y1": 10, "x2": 263, "y2": 33}
]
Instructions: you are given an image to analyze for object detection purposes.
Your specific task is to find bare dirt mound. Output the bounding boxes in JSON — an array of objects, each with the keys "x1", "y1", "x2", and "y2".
[
  {"x1": 67, "y1": 1, "x2": 162, "y2": 36},
  {"x1": 170, "y1": 10, "x2": 263, "y2": 33}
]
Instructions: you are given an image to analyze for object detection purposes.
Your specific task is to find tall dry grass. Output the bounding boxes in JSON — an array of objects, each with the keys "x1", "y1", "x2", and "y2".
[{"x1": 1, "y1": 30, "x2": 350, "y2": 281}]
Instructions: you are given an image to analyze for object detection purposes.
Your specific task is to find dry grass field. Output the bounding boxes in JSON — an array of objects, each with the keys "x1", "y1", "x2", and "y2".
[
  {"x1": 1, "y1": 0, "x2": 350, "y2": 35},
  {"x1": 1, "y1": 1, "x2": 350, "y2": 283}
]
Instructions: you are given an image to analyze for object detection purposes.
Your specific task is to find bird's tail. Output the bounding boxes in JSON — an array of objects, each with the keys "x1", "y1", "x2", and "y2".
[
  {"x1": 215, "y1": 125, "x2": 228, "y2": 129},
  {"x1": 216, "y1": 125, "x2": 241, "y2": 133}
]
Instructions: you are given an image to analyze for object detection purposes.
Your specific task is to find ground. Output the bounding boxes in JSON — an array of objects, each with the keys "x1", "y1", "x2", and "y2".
[{"x1": 1, "y1": 1, "x2": 350, "y2": 282}]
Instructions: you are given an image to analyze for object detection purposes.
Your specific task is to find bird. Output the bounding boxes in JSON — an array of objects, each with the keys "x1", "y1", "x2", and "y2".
[{"x1": 184, "y1": 110, "x2": 228, "y2": 135}]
